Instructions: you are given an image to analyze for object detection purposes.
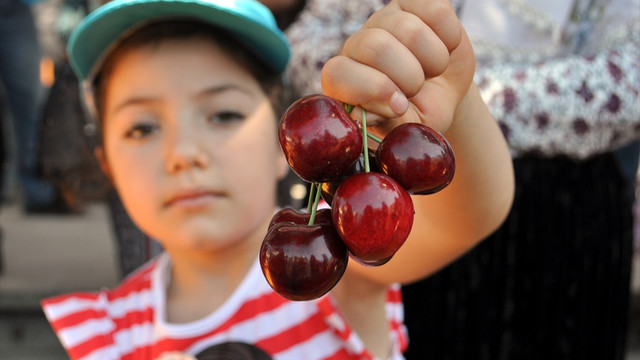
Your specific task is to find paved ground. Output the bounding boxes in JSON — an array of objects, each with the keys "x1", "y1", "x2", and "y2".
[
  {"x1": 0, "y1": 201, "x2": 119, "y2": 304},
  {"x1": 0, "y1": 200, "x2": 119, "y2": 359},
  {"x1": 1, "y1": 198, "x2": 639, "y2": 359}
]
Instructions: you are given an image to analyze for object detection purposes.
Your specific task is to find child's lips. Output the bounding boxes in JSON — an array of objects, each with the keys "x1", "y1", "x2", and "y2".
[{"x1": 164, "y1": 189, "x2": 222, "y2": 208}]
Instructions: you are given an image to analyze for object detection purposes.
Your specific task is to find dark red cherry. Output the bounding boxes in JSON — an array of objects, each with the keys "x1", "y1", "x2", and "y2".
[
  {"x1": 278, "y1": 95, "x2": 363, "y2": 183},
  {"x1": 331, "y1": 172, "x2": 414, "y2": 266},
  {"x1": 260, "y1": 222, "x2": 349, "y2": 301},
  {"x1": 376, "y1": 123, "x2": 455, "y2": 195}
]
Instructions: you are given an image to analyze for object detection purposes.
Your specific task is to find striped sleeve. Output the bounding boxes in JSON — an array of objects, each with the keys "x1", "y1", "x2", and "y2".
[
  {"x1": 42, "y1": 291, "x2": 117, "y2": 359},
  {"x1": 41, "y1": 263, "x2": 157, "y2": 359},
  {"x1": 313, "y1": 284, "x2": 408, "y2": 360},
  {"x1": 387, "y1": 284, "x2": 409, "y2": 356}
]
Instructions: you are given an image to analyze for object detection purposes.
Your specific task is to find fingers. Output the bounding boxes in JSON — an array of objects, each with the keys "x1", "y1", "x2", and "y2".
[
  {"x1": 321, "y1": 0, "x2": 463, "y2": 121},
  {"x1": 321, "y1": 55, "x2": 409, "y2": 120},
  {"x1": 340, "y1": 27, "x2": 428, "y2": 98},
  {"x1": 362, "y1": 8, "x2": 451, "y2": 79},
  {"x1": 396, "y1": 0, "x2": 462, "y2": 53}
]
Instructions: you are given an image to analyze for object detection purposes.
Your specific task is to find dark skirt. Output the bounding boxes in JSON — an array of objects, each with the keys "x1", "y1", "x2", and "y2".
[{"x1": 402, "y1": 152, "x2": 634, "y2": 360}]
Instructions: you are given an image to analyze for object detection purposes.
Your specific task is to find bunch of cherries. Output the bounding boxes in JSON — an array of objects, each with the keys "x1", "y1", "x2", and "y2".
[{"x1": 260, "y1": 94, "x2": 456, "y2": 301}]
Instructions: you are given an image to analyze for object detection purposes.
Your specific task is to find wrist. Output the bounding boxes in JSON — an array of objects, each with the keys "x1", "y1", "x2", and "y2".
[{"x1": 448, "y1": 82, "x2": 482, "y2": 137}]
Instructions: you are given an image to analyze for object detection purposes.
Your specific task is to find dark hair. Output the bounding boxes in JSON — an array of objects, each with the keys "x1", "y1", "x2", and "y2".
[
  {"x1": 271, "y1": 0, "x2": 307, "y2": 30},
  {"x1": 92, "y1": 19, "x2": 288, "y2": 136},
  {"x1": 195, "y1": 341, "x2": 273, "y2": 360}
]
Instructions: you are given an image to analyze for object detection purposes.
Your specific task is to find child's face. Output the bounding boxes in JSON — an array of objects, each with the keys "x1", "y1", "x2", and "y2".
[{"x1": 100, "y1": 36, "x2": 289, "y2": 252}]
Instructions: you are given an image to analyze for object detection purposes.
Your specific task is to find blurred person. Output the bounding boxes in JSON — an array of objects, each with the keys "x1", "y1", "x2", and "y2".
[
  {"x1": 0, "y1": 93, "x2": 4, "y2": 273},
  {"x1": 0, "y1": 0, "x2": 65, "y2": 276},
  {"x1": 0, "y1": 0, "x2": 59, "y2": 212},
  {"x1": 407, "y1": 1, "x2": 639, "y2": 359}
]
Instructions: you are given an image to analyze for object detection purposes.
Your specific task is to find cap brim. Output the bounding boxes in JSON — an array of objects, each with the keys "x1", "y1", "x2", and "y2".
[{"x1": 68, "y1": 0, "x2": 290, "y2": 81}]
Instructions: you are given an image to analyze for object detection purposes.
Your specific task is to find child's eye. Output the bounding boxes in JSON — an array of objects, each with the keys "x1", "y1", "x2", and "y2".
[
  {"x1": 125, "y1": 123, "x2": 158, "y2": 139},
  {"x1": 208, "y1": 110, "x2": 245, "y2": 124}
]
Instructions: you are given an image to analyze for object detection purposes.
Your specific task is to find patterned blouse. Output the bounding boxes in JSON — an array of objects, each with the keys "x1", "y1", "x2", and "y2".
[{"x1": 284, "y1": 0, "x2": 640, "y2": 159}]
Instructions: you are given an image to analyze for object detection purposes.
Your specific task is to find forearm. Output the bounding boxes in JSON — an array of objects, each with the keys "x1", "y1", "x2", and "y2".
[
  {"x1": 405, "y1": 84, "x2": 514, "y2": 280},
  {"x1": 436, "y1": 83, "x2": 515, "y2": 242},
  {"x1": 476, "y1": 39, "x2": 640, "y2": 159},
  {"x1": 354, "y1": 84, "x2": 514, "y2": 285}
]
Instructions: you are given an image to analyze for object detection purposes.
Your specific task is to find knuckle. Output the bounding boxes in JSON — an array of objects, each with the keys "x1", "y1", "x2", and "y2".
[
  {"x1": 427, "y1": 0, "x2": 455, "y2": 19},
  {"x1": 392, "y1": 14, "x2": 424, "y2": 46},
  {"x1": 355, "y1": 28, "x2": 395, "y2": 60},
  {"x1": 424, "y1": 44, "x2": 450, "y2": 77}
]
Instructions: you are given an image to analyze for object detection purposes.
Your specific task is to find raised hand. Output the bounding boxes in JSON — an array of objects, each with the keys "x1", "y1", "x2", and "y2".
[{"x1": 321, "y1": 0, "x2": 475, "y2": 135}]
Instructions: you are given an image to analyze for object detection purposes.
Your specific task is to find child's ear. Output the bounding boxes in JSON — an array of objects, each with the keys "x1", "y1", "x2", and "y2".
[{"x1": 94, "y1": 147, "x2": 114, "y2": 183}]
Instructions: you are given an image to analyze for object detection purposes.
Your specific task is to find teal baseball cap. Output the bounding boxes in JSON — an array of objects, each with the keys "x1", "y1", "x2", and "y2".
[{"x1": 67, "y1": 0, "x2": 291, "y2": 82}]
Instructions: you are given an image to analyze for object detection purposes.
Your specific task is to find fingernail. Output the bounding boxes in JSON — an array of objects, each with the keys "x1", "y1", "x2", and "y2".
[{"x1": 390, "y1": 91, "x2": 408, "y2": 115}]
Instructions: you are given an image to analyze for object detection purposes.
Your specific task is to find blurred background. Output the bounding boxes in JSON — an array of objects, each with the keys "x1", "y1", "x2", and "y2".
[{"x1": 0, "y1": 0, "x2": 639, "y2": 359}]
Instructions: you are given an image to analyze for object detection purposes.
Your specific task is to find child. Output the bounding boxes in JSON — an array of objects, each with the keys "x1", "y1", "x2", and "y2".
[{"x1": 41, "y1": 0, "x2": 514, "y2": 359}]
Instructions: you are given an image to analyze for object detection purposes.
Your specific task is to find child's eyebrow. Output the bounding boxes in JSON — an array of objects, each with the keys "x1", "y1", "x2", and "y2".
[
  {"x1": 111, "y1": 96, "x2": 160, "y2": 116},
  {"x1": 197, "y1": 83, "x2": 257, "y2": 99},
  {"x1": 111, "y1": 84, "x2": 258, "y2": 115}
]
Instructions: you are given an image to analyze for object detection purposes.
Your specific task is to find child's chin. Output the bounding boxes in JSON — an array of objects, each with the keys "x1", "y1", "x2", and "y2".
[{"x1": 179, "y1": 224, "x2": 242, "y2": 250}]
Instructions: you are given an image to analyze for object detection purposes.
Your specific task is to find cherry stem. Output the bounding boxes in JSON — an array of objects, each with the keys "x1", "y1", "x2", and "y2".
[
  {"x1": 344, "y1": 103, "x2": 354, "y2": 114},
  {"x1": 306, "y1": 182, "x2": 316, "y2": 213},
  {"x1": 367, "y1": 132, "x2": 382, "y2": 144},
  {"x1": 308, "y1": 182, "x2": 323, "y2": 225},
  {"x1": 361, "y1": 108, "x2": 370, "y2": 173}
]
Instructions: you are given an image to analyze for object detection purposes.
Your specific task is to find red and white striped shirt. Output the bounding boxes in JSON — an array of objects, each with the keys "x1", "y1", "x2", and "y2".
[{"x1": 42, "y1": 253, "x2": 409, "y2": 360}]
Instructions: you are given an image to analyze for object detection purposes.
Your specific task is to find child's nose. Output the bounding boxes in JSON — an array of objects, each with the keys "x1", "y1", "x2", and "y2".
[{"x1": 165, "y1": 128, "x2": 209, "y2": 173}]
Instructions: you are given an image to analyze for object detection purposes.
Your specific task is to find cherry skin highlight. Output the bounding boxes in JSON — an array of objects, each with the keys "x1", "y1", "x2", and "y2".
[
  {"x1": 260, "y1": 222, "x2": 349, "y2": 301},
  {"x1": 331, "y1": 172, "x2": 414, "y2": 266},
  {"x1": 278, "y1": 94, "x2": 363, "y2": 183}
]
